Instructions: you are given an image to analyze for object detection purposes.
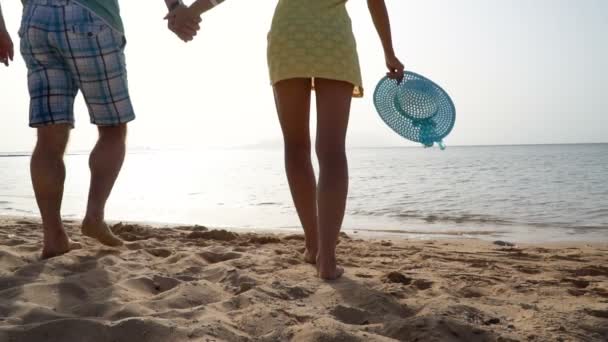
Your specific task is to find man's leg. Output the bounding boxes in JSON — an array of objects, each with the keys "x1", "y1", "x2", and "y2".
[
  {"x1": 30, "y1": 124, "x2": 73, "y2": 259},
  {"x1": 58, "y1": 4, "x2": 134, "y2": 246},
  {"x1": 81, "y1": 124, "x2": 127, "y2": 246}
]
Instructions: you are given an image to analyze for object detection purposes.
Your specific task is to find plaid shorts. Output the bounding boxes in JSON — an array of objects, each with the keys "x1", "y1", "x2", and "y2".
[{"x1": 19, "y1": 0, "x2": 135, "y2": 127}]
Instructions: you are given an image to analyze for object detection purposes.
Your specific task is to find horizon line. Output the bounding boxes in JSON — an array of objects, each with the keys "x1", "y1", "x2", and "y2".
[{"x1": 1, "y1": 141, "x2": 607, "y2": 156}]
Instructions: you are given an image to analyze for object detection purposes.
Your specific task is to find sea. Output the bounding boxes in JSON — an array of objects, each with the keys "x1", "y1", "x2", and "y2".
[{"x1": 1, "y1": 144, "x2": 607, "y2": 243}]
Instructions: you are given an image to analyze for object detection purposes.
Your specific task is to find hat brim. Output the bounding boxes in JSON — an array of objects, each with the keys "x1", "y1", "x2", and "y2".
[{"x1": 373, "y1": 72, "x2": 456, "y2": 144}]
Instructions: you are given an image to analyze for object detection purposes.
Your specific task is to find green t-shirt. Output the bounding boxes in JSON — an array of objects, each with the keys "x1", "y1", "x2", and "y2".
[{"x1": 23, "y1": 0, "x2": 124, "y2": 33}]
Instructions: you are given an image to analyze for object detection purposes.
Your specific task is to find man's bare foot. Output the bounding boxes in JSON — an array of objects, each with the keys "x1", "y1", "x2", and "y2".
[
  {"x1": 303, "y1": 248, "x2": 317, "y2": 265},
  {"x1": 42, "y1": 230, "x2": 82, "y2": 259},
  {"x1": 81, "y1": 219, "x2": 123, "y2": 247},
  {"x1": 317, "y1": 254, "x2": 344, "y2": 280}
]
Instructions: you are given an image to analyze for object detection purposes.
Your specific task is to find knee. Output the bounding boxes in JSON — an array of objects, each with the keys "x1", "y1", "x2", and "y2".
[
  {"x1": 98, "y1": 124, "x2": 127, "y2": 142},
  {"x1": 315, "y1": 142, "x2": 346, "y2": 166},
  {"x1": 284, "y1": 139, "x2": 311, "y2": 160},
  {"x1": 35, "y1": 125, "x2": 70, "y2": 156}
]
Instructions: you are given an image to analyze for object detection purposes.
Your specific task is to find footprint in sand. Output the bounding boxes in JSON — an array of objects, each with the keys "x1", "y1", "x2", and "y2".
[
  {"x1": 355, "y1": 273, "x2": 374, "y2": 279},
  {"x1": 270, "y1": 281, "x2": 313, "y2": 300},
  {"x1": 282, "y1": 234, "x2": 305, "y2": 242},
  {"x1": 199, "y1": 248, "x2": 242, "y2": 264},
  {"x1": 220, "y1": 269, "x2": 258, "y2": 294},
  {"x1": 144, "y1": 248, "x2": 173, "y2": 258},
  {"x1": 383, "y1": 271, "x2": 413, "y2": 285},
  {"x1": 513, "y1": 265, "x2": 542, "y2": 274},
  {"x1": 562, "y1": 278, "x2": 590, "y2": 289},
  {"x1": 550, "y1": 254, "x2": 587, "y2": 262},
  {"x1": 0, "y1": 249, "x2": 27, "y2": 270},
  {"x1": 568, "y1": 288, "x2": 587, "y2": 297},
  {"x1": 570, "y1": 266, "x2": 608, "y2": 277},
  {"x1": 187, "y1": 229, "x2": 238, "y2": 242},
  {"x1": 584, "y1": 308, "x2": 608, "y2": 318},
  {"x1": 592, "y1": 288, "x2": 608, "y2": 298},
  {"x1": 120, "y1": 275, "x2": 181, "y2": 295},
  {"x1": 15, "y1": 220, "x2": 37, "y2": 226},
  {"x1": 248, "y1": 235, "x2": 281, "y2": 245},
  {"x1": 3, "y1": 237, "x2": 28, "y2": 247},
  {"x1": 413, "y1": 279, "x2": 434, "y2": 290},
  {"x1": 457, "y1": 286, "x2": 485, "y2": 298},
  {"x1": 330, "y1": 305, "x2": 372, "y2": 325}
]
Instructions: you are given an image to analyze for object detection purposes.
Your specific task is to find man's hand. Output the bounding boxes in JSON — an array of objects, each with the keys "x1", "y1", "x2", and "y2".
[
  {"x1": 164, "y1": 5, "x2": 201, "y2": 42},
  {"x1": 0, "y1": 29, "x2": 14, "y2": 66}
]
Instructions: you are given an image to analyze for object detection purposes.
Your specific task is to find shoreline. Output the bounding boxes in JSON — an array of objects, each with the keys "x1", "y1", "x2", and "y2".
[
  {"x1": 1, "y1": 213, "x2": 606, "y2": 244},
  {"x1": 1, "y1": 216, "x2": 607, "y2": 341}
]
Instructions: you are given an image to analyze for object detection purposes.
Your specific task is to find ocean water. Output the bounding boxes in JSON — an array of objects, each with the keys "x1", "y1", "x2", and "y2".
[{"x1": 1, "y1": 144, "x2": 607, "y2": 242}]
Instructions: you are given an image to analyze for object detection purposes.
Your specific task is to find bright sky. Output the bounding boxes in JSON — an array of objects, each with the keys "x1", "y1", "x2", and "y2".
[{"x1": 1, "y1": 0, "x2": 607, "y2": 153}]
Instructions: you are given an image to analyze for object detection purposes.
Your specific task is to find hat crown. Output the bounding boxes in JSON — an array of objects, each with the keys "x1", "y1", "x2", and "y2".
[
  {"x1": 394, "y1": 80, "x2": 439, "y2": 121},
  {"x1": 374, "y1": 72, "x2": 455, "y2": 149}
]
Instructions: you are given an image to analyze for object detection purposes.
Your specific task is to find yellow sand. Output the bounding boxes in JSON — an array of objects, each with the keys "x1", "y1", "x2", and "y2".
[{"x1": 0, "y1": 216, "x2": 607, "y2": 341}]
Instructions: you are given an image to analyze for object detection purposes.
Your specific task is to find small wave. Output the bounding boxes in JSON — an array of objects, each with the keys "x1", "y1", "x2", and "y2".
[
  {"x1": 1, "y1": 207, "x2": 36, "y2": 214},
  {"x1": 349, "y1": 228, "x2": 506, "y2": 237},
  {"x1": 586, "y1": 208, "x2": 608, "y2": 219},
  {"x1": 352, "y1": 209, "x2": 512, "y2": 226},
  {"x1": 416, "y1": 214, "x2": 512, "y2": 226},
  {"x1": 563, "y1": 225, "x2": 608, "y2": 232},
  {"x1": 256, "y1": 202, "x2": 281, "y2": 206},
  {"x1": 0, "y1": 154, "x2": 30, "y2": 158},
  {"x1": 352, "y1": 208, "x2": 608, "y2": 232}
]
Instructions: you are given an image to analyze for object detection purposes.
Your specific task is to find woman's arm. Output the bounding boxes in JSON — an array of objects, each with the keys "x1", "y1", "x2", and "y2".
[
  {"x1": 367, "y1": 0, "x2": 404, "y2": 79},
  {"x1": 0, "y1": 3, "x2": 5, "y2": 31}
]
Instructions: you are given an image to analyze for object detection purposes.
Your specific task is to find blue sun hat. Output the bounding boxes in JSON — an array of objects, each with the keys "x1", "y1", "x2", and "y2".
[{"x1": 373, "y1": 72, "x2": 455, "y2": 149}]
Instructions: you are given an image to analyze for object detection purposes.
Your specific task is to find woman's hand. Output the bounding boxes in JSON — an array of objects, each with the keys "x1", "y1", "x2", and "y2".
[
  {"x1": 164, "y1": 5, "x2": 202, "y2": 42},
  {"x1": 385, "y1": 54, "x2": 404, "y2": 81}
]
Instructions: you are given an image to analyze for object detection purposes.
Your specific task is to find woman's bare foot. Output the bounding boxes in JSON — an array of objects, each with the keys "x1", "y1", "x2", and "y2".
[
  {"x1": 317, "y1": 254, "x2": 344, "y2": 280},
  {"x1": 303, "y1": 248, "x2": 317, "y2": 264},
  {"x1": 81, "y1": 219, "x2": 123, "y2": 247},
  {"x1": 42, "y1": 229, "x2": 82, "y2": 259}
]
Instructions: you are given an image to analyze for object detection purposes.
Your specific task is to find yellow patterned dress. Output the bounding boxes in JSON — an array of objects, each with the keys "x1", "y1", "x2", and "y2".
[{"x1": 267, "y1": 0, "x2": 363, "y2": 97}]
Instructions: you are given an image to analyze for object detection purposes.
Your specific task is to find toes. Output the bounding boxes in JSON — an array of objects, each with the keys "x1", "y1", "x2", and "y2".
[
  {"x1": 318, "y1": 265, "x2": 345, "y2": 281},
  {"x1": 41, "y1": 246, "x2": 70, "y2": 260},
  {"x1": 82, "y1": 223, "x2": 124, "y2": 247}
]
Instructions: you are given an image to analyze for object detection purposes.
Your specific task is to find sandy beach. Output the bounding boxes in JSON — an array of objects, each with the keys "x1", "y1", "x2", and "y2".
[{"x1": 0, "y1": 216, "x2": 607, "y2": 341}]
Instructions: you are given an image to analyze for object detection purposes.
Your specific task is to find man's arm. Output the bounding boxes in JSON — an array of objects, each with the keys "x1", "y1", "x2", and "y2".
[
  {"x1": 164, "y1": 0, "x2": 184, "y2": 11},
  {"x1": 190, "y1": 0, "x2": 226, "y2": 16},
  {"x1": 367, "y1": 0, "x2": 404, "y2": 79},
  {"x1": 0, "y1": 3, "x2": 15, "y2": 66}
]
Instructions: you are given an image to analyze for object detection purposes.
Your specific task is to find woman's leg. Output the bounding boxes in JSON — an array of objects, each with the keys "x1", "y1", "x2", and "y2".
[
  {"x1": 314, "y1": 78, "x2": 353, "y2": 280},
  {"x1": 273, "y1": 78, "x2": 318, "y2": 263}
]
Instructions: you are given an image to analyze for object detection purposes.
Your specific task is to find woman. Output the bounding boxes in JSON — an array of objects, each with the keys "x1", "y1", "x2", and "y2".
[{"x1": 168, "y1": 0, "x2": 404, "y2": 280}]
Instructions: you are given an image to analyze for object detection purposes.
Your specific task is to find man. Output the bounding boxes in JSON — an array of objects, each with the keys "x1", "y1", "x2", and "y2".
[{"x1": 0, "y1": 1, "x2": 199, "y2": 259}]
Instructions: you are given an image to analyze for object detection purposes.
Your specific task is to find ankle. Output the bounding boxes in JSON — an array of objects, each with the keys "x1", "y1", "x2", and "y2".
[
  {"x1": 317, "y1": 251, "x2": 336, "y2": 262},
  {"x1": 43, "y1": 227, "x2": 69, "y2": 243},
  {"x1": 83, "y1": 213, "x2": 104, "y2": 224},
  {"x1": 42, "y1": 218, "x2": 64, "y2": 233},
  {"x1": 305, "y1": 243, "x2": 318, "y2": 252}
]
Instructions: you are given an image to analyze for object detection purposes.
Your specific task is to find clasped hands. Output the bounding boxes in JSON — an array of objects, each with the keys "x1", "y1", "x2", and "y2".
[{"x1": 165, "y1": 4, "x2": 202, "y2": 42}]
